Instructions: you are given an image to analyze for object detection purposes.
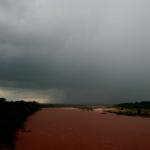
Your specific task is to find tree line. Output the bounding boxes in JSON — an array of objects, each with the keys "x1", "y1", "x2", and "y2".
[{"x1": 0, "y1": 98, "x2": 40, "y2": 149}]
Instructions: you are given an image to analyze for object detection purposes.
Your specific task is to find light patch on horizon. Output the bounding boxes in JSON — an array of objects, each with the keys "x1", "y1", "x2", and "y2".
[{"x1": 0, "y1": 88, "x2": 65, "y2": 103}]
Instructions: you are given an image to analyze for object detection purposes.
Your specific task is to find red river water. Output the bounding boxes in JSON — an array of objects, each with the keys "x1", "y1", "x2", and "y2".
[{"x1": 9, "y1": 108, "x2": 150, "y2": 150}]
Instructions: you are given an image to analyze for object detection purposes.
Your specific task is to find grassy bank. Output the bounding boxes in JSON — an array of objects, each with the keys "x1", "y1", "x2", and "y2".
[
  {"x1": 109, "y1": 101, "x2": 150, "y2": 117},
  {"x1": 0, "y1": 98, "x2": 40, "y2": 149}
]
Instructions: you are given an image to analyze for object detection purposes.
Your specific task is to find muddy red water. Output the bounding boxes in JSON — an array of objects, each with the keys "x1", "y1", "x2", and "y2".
[{"x1": 13, "y1": 108, "x2": 150, "y2": 150}]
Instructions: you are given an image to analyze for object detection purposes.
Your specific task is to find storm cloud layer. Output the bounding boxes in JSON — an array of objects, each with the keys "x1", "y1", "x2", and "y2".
[{"x1": 0, "y1": 0, "x2": 150, "y2": 103}]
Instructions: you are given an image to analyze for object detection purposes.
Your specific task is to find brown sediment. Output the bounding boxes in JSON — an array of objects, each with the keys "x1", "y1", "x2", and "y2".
[{"x1": 13, "y1": 108, "x2": 150, "y2": 150}]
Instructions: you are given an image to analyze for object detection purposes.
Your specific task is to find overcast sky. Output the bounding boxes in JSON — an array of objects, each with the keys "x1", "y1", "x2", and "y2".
[{"x1": 0, "y1": 0, "x2": 150, "y2": 104}]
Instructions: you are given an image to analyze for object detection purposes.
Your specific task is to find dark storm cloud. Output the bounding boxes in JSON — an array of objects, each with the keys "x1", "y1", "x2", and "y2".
[{"x1": 0, "y1": 0, "x2": 150, "y2": 103}]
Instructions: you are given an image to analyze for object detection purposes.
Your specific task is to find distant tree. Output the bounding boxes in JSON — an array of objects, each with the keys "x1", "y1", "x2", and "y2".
[{"x1": 0, "y1": 98, "x2": 6, "y2": 103}]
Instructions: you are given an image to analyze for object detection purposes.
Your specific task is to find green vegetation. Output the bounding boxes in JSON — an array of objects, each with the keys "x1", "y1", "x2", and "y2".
[
  {"x1": 0, "y1": 98, "x2": 40, "y2": 149},
  {"x1": 113, "y1": 101, "x2": 150, "y2": 116},
  {"x1": 114, "y1": 101, "x2": 150, "y2": 109},
  {"x1": 40, "y1": 103, "x2": 94, "y2": 111}
]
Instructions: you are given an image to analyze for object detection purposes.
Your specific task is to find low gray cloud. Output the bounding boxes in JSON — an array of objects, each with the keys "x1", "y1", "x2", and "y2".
[{"x1": 0, "y1": 0, "x2": 150, "y2": 104}]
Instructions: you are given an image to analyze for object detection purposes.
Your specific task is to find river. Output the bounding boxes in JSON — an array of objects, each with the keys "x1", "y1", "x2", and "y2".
[{"x1": 9, "y1": 108, "x2": 150, "y2": 150}]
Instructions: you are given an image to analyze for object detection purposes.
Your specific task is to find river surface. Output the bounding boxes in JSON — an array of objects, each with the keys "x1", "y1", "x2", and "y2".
[{"x1": 12, "y1": 108, "x2": 150, "y2": 150}]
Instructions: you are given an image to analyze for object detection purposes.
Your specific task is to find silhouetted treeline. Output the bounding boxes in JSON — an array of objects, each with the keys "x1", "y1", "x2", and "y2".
[
  {"x1": 0, "y1": 98, "x2": 40, "y2": 149},
  {"x1": 40, "y1": 103, "x2": 95, "y2": 110},
  {"x1": 112, "y1": 101, "x2": 150, "y2": 116},
  {"x1": 114, "y1": 101, "x2": 150, "y2": 109}
]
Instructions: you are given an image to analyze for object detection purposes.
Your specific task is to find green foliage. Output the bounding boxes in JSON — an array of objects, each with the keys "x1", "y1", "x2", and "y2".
[
  {"x1": 113, "y1": 101, "x2": 150, "y2": 117},
  {"x1": 114, "y1": 101, "x2": 150, "y2": 109},
  {"x1": 0, "y1": 98, "x2": 40, "y2": 149}
]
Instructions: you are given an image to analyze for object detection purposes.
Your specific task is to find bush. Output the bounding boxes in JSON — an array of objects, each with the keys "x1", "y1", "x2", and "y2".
[{"x1": 0, "y1": 98, "x2": 40, "y2": 149}]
